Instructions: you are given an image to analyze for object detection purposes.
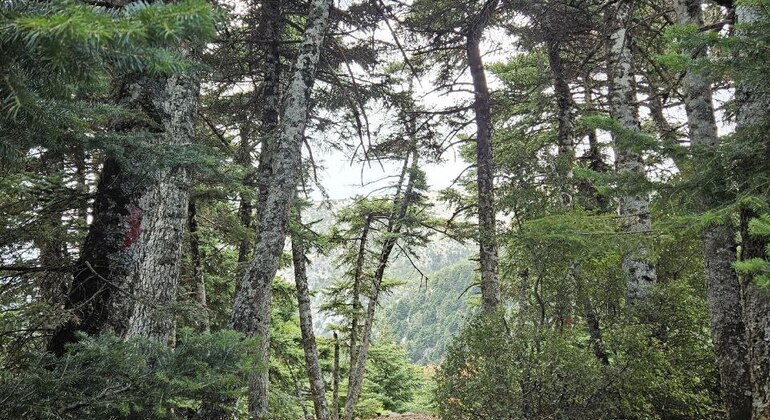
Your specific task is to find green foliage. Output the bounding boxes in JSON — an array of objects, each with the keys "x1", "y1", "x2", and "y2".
[
  {"x1": 365, "y1": 330, "x2": 422, "y2": 413},
  {"x1": 1, "y1": 0, "x2": 217, "y2": 154},
  {"x1": 0, "y1": 329, "x2": 255, "y2": 419},
  {"x1": 734, "y1": 214, "x2": 770, "y2": 288}
]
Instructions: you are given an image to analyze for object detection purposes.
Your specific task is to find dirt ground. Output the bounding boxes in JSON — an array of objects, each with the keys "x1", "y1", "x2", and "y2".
[{"x1": 378, "y1": 414, "x2": 437, "y2": 420}]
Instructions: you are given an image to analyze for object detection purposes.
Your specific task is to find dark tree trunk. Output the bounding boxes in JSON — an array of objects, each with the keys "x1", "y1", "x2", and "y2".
[
  {"x1": 545, "y1": 38, "x2": 575, "y2": 180},
  {"x1": 465, "y1": 0, "x2": 501, "y2": 314},
  {"x1": 188, "y1": 199, "x2": 210, "y2": 332}
]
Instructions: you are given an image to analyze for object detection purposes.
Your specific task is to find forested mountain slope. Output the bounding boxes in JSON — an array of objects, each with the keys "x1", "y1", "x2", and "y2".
[{"x1": 6, "y1": 0, "x2": 770, "y2": 419}]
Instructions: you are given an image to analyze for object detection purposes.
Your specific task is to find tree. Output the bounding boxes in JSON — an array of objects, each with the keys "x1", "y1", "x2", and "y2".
[
  {"x1": 672, "y1": 0, "x2": 751, "y2": 417},
  {"x1": 228, "y1": 0, "x2": 334, "y2": 416},
  {"x1": 605, "y1": 0, "x2": 658, "y2": 305}
]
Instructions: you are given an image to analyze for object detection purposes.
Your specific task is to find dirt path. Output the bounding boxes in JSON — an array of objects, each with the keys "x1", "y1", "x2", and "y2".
[{"x1": 378, "y1": 414, "x2": 436, "y2": 420}]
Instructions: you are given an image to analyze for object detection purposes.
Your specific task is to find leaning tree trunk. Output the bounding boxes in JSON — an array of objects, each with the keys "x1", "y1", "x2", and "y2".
[
  {"x1": 734, "y1": 4, "x2": 770, "y2": 418},
  {"x1": 228, "y1": 0, "x2": 333, "y2": 417},
  {"x1": 344, "y1": 149, "x2": 420, "y2": 420},
  {"x1": 348, "y1": 213, "x2": 372, "y2": 387},
  {"x1": 466, "y1": 0, "x2": 501, "y2": 314},
  {"x1": 291, "y1": 206, "x2": 331, "y2": 420},
  {"x1": 673, "y1": 1, "x2": 751, "y2": 418},
  {"x1": 605, "y1": 0, "x2": 657, "y2": 305},
  {"x1": 48, "y1": 69, "x2": 198, "y2": 354}
]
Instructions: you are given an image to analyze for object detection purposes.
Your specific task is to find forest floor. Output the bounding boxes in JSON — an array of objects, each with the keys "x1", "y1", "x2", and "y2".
[{"x1": 380, "y1": 414, "x2": 436, "y2": 419}]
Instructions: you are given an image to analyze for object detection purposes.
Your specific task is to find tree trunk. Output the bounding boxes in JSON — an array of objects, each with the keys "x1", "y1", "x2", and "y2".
[
  {"x1": 673, "y1": 1, "x2": 752, "y2": 417},
  {"x1": 237, "y1": 122, "x2": 255, "y2": 265},
  {"x1": 545, "y1": 37, "x2": 575, "y2": 180},
  {"x1": 291, "y1": 206, "x2": 331, "y2": 420},
  {"x1": 254, "y1": 0, "x2": 282, "y2": 243},
  {"x1": 332, "y1": 331, "x2": 341, "y2": 420},
  {"x1": 466, "y1": 0, "x2": 501, "y2": 314},
  {"x1": 228, "y1": 0, "x2": 333, "y2": 417},
  {"x1": 735, "y1": 5, "x2": 770, "y2": 418},
  {"x1": 349, "y1": 213, "x2": 372, "y2": 387},
  {"x1": 49, "y1": 69, "x2": 198, "y2": 354},
  {"x1": 188, "y1": 199, "x2": 210, "y2": 332},
  {"x1": 343, "y1": 149, "x2": 420, "y2": 420},
  {"x1": 605, "y1": 0, "x2": 657, "y2": 304}
]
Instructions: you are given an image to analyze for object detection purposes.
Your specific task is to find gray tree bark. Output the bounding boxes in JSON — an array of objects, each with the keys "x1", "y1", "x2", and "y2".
[
  {"x1": 466, "y1": 0, "x2": 501, "y2": 314},
  {"x1": 734, "y1": 4, "x2": 770, "y2": 418},
  {"x1": 291, "y1": 207, "x2": 331, "y2": 420},
  {"x1": 605, "y1": 0, "x2": 657, "y2": 304},
  {"x1": 228, "y1": 0, "x2": 333, "y2": 417},
  {"x1": 673, "y1": 1, "x2": 752, "y2": 418},
  {"x1": 48, "y1": 69, "x2": 198, "y2": 354}
]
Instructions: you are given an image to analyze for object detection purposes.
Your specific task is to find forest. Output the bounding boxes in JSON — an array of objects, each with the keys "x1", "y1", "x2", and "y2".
[{"x1": 2, "y1": 0, "x2": 770, "y2": 418}]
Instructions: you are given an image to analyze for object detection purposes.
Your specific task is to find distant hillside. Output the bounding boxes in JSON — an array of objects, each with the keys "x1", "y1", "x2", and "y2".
[{"x1": 380, "y1": 260, "x2": 476, "y2": 365}]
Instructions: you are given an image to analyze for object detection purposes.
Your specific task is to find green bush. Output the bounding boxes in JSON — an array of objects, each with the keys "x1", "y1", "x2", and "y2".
[{"x1": 0, "y1": 329, "x2": 255, "y2": 419}]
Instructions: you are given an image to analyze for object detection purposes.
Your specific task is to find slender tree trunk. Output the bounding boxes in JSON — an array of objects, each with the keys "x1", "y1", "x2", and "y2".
[
  {"x1": 228, "y1": 1, "x2": 333, "y2": 417},
  {"x1": 188, "y1": 199, "x2": 210, "y2": 332},
  {"x1": 605, "y1": 0, "x2": 657, "y2": 305},
  {"x1": 734, "y1": 5, "x2": 770, "y2": 418},
  {"x1": 545, "y1": 36, "x2": 576, "y2": 330},
  {"x1": 673, "y1": 1, "x2": 752, "y2": 417},
  {"x1": 332, "y1": 331, "x2": 341, "y2": 420},
  {"x1": 348, "y1": 213, "x2": 372, "y2": 387},
  {"x1": 237, "y1": 122, "x2": 255, "y2": 265},
  {"x1": 49, "y1": 69, "x2": 198, "y2": 354},
  {"x1": 545, "y1": 37, "x2": 575, "y2": 179},
  {"x1": 36, "y1": 152, "x2": 68, "y2": 308},
  {"x1": 344, "y1": 149, "x2": 420, "y2": 420},
  {"x1": 291, "y1": 205, "x2": 331, "y2": 420},
  {"x1": 465, "y1": 0, "x2": 501, "y2": 314}
]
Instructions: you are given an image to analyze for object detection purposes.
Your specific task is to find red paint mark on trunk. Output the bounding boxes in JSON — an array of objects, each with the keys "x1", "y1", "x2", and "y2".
[{"x1": 123, "y1": 206, "x2": 143, "y2": 248}]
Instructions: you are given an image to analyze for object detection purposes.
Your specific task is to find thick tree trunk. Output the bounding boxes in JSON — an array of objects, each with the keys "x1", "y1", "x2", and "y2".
[
  {"x1": 465, "y1": 0, "x2": 501, "y2": 314},
  {"x1": 735, "y1": 5, "x2": 770, "y2": 418},
  {"x1": 291, "y1": 206, "x2": 331, "y2": 420},
  {"x1": 344, "y1": 149, "x2": 420, "y2": 420},
  {"x1": 48, "y1": 70, "x2": 198, "y2": 354},
  {"x1": 228, "y1": 0, "x2": 333, "y2": 417},
  {"x1": 605, "y1": 0, "x2": 657, "y2": 304},
  {"x1": 673, "y1": 1, "x2": 752, "y2": 417},
  {"x1": 740, "y1": 208, "x2": 770, "y2": 420}
]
